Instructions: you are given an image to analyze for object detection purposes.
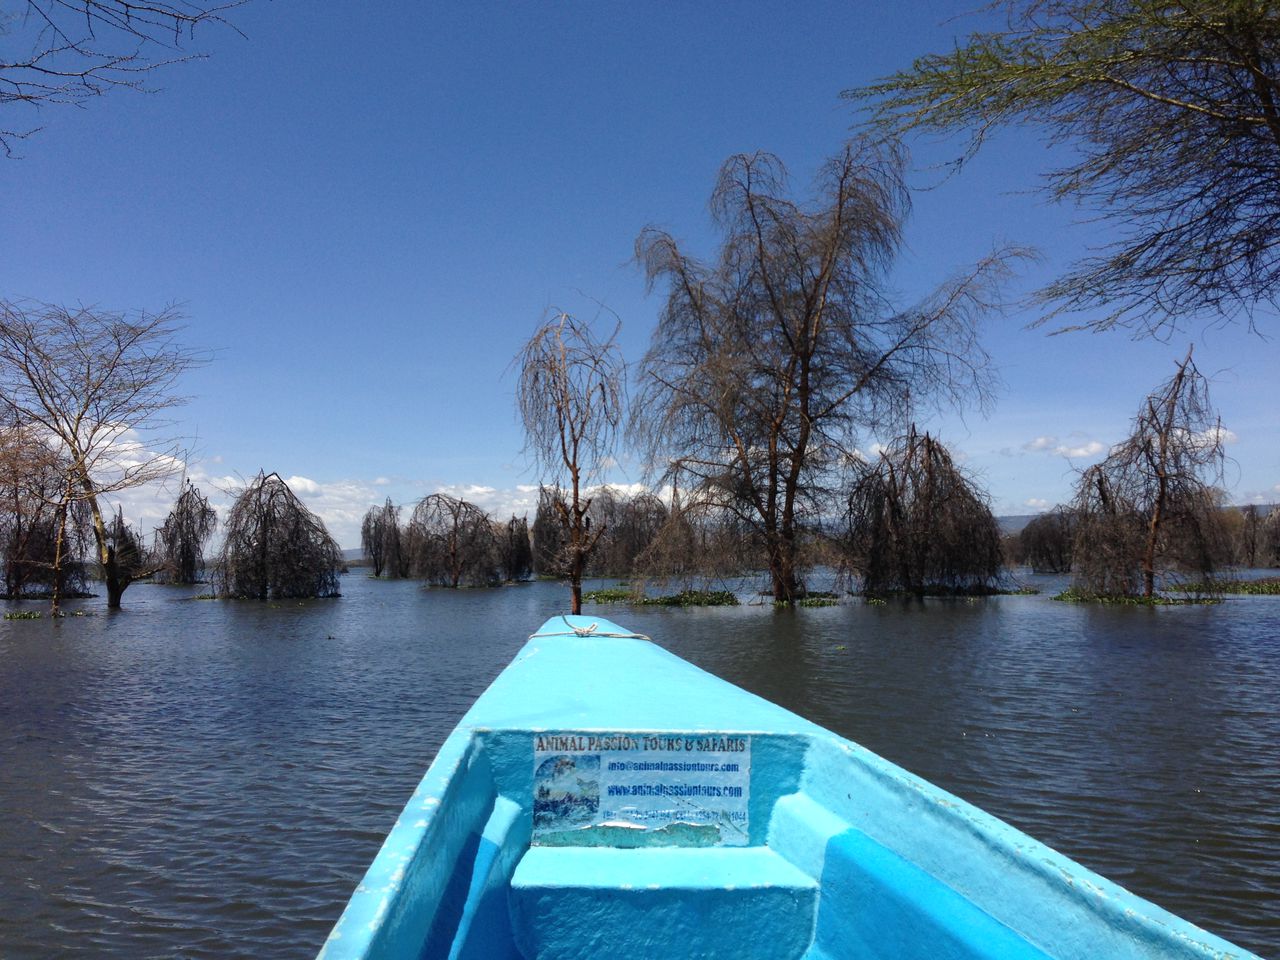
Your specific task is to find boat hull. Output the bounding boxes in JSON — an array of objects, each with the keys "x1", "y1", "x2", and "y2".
[{"x1": 317, "y1": 615, "x2": 1259, "y2": 960}]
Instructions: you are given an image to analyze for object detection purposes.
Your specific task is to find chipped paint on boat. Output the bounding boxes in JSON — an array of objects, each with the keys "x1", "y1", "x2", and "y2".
[{"x1": 316, "y1": 615, "x2": 1260, "y2": 960}]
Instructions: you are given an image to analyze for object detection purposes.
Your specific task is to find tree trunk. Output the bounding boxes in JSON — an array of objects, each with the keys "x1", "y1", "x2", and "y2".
[
  {"x1": 105, "y1": 545, "x2": 126, "y2": 609},
  {"x1": 50, "y1": 497, "x2": 69, "y2": 618},
  {"x1": 78, "y1": 472, "x2": 132, "y2": 609},
  {"x1": 769, "y1": 533, "x2": 801, "y2": 605}
]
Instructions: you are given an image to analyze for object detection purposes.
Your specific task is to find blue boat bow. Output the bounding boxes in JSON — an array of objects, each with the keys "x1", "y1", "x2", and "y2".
[{"x1": 317, "y1": 615, "x2": 1260, "y2": 960}]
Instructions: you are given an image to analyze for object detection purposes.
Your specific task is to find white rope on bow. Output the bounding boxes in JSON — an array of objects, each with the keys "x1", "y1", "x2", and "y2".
[{"x1": 528, "y1": 616, "x2": 650, "y2": 641}]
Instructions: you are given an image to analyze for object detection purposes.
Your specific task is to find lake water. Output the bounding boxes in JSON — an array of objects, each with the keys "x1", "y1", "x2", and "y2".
[{"x1": 1, "y1": 575, "x2": 1277, "y2": 958}]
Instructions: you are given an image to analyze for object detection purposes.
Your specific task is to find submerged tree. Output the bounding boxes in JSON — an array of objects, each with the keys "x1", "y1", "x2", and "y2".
[
  {"x1": 634, "y1": 141, "x2": 1018, "y2": 604},
  {"x1": 361, "y1": 497, "x2": 403, "y2": 578},
  {"x1": 1071, "y1": 348, "x2": 1228, "y2": 599},
  {"x1": 517, "y1": 313, "x2": 624, "y2": 613},
  {"x1": 0, "y1": 421, "x2": 89, "y2": 601},
  {"x1": 495, "y1": 514, "x2": 533, "y2": 583},
  {"x1": 407, "y1": 493, "x2": 497, "y2": 588},
  {"x1": 1016, "y1": 508, "x2": 1078, "y2": 574},
  {"x1": 0, "y1": 302, "x2": 202, "y2": 608},
  {"x1": 1261, "y1": 507, "x2": 1280, "y2": 567},
  {"x1": 634, "y1": 492, "x2": 756, "y2": 590},
  {"x1": 843, "y1": 427, "x2": 1003, "y2": 597},
  {"x1": 102, "y1": 506, "x2": 160, "y2": 596},
  {"x1": 849, "y1": 1, "x2": 1280, "y2": 334},
  {"x1": 1235, "y1": 504, "x2": 1263, "y2": 568},
  {"x1": 531, "y1": 485, "x2": 567, "y2": 578},
  {"x1": 217, "y1": 471, "x2": 342, "y2": 599},
  {"x1": 155, "y1": 481, "x2": 217, "y2": 583},
  {"x1": 588, "y1": 488, "x2": 668, "y2": 577}
]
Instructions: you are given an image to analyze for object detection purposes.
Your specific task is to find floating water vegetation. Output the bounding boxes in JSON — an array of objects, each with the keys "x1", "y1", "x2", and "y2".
[
  {"x1": 4, "y1": 610, "x2": 42, "y2": 620},
  {"x1": 581, "y1": 586, "x2": 634, "y2": 604},
  {"x1": 583, "y1": 587, "x2": 739, "y2": 607},
  {"x1": 1053, "y1": 588, "x2": 1222, "y2": 606},
  {"x1": 790, "y1": 592, "x2": 841, "y2": 608},
  {"x1": 1174, "y1": 578, "x2": 1280, "y2": 596}
]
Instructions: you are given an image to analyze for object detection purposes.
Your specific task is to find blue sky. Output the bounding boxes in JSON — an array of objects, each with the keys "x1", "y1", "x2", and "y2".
[{"x1": 5, "y1": 2, "x2": 1277, "y2": 547}]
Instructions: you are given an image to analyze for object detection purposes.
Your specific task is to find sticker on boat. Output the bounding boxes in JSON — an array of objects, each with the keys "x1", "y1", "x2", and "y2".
[{"x1": 532, "y1": 732, "x2": 751, "y2": 847}]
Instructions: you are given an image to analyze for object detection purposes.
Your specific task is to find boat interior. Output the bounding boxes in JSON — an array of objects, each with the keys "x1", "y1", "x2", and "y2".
[{"x1": 395, "y1": 729, "x2": 1052, "y2": 960}]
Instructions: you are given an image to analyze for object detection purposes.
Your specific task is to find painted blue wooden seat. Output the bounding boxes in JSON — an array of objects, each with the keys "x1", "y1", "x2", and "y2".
[{"x1": 509, "y1": 846, "x2": 818, "y2": 959}]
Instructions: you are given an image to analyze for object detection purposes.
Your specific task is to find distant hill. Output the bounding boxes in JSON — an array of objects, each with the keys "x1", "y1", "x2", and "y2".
[
  {"x1": 997, "y1": 515, "x2": 1040, "y2": 536},
  {"x1": 997, "y1": 504, "x2": 1275, "y2": 538}
]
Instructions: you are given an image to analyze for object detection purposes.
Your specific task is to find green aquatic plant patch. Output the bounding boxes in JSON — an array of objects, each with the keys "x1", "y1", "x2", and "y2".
[
  {"x1": 1053, "y1": 588, "x2": 1221, "y2": 606},
  {"x1": 581, "y1": 586, "x2": 635, "y2": 604},
  {"x1": 584, "y1": 587, "x2": 739, "y2": 607},
  {"x1": 1174, "y1": 577, "x2": 1280, "y2": 596},
  {"x1": 641, "y1": 589, "x2": 739, "y2": 607},
  {"x1": 4, "y1": 610, "x2": 42, "y2": 620}
]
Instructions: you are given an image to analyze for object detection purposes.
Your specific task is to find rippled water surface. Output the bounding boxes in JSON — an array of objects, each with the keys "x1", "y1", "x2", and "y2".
[{"x1": 2, "y1": 576, "x2": 1278, "y2": 958}]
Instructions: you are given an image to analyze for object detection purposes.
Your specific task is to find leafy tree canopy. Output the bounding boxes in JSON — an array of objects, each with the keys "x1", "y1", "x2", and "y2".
[{"x1": 848, "y1": 1, "x2": 1280, "y2": 335}]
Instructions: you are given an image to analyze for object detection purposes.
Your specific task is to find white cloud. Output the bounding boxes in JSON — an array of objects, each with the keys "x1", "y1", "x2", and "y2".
[
  {"x1": 849, "y1": 442, "x2": 889, "y2": 463},
  {"x1": 1024, "y1": 498, "x2": 1051, "y2": 512},
  {"x1": 1053, "y1": 440, "x2": 1105, "y2": 459},
  {"x1": 1022, "y1": 433, "x2": 1106, "y2": 460},
  {"x1": 286, "y1": 475, "x2": 321, "y2": 495},
  {"x1": 435, "y1": 483, "x2": 539, "y2": 521}
]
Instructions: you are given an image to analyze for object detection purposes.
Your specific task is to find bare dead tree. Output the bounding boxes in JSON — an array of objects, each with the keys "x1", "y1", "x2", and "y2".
[
  {"x1": 843, "y1": 426, "x2": 1003, "y2": 598},
  {"x1": 360, "y1": 497, "x2": 403, "y2": 579},
  {"x1": 216, "y1": 471, "x2": 342, "y2": 599},
  {"x1": 407, "y1": 493, "x2": 498, "y2": 588},
  {"x1": 1262, "y1": 506, "x2": 1280, "y2": 567},
  {"x1": 588, "y1": 489, "x2": 668, "y2": 577},
  {"x1": 1070, "y1": 347, "x2": 1228, "y2": 599},
  {"x1": 0, "y1": 300, "x2": 202, "y2": 608},
  {"x1": 1, "y1": 0, "x2": 245, "y2": 156},
  {"x1": 634, "y1": 141, "x2": 1021, "y2": 604},
  {"x1": 1016, "y1": 508, "x2": 1078, "y2": 574},
  {"x1": 102, "y1": 504, "x2": 160, "y2": 594},
  {"x1": 1072, "y1": 464, "x2": 1146, "y2": 598},
  {"x1": 634, "y1": 492, "x2": 755, "y2": 591},
  {"x1": 531, "y1": 485, "x2": 567, "y2": 578},
  {"x1": 1235, "y1": 504, "x2": 1262, "y2": 567},
  {"x1": 154, "y1": 480, "x2": 215, "y2": 583},
  {"x1": 392, "y1": 517, "x2": 413, "y2": 579},
  {"x1": 0, "y1": 419, "x2": 90, "y2": 600},
  {"x1": 516, "y1": 312, "x2": 625, "y2": 614},
  {"x1": 494, "y1": 514, "x2": 533, "y2": 583}
]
